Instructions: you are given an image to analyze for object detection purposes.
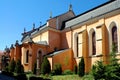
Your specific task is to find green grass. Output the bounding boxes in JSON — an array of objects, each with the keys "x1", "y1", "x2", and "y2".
[{"x1": 52, "y1": 75, "x2": 81, "y2": 80}]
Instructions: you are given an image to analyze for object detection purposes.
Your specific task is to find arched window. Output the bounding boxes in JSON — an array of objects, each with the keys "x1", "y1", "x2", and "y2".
[
  {"x1": 37, "y1": 50, "x2": 42, "y2": 69},
  {"x1": 38, "y1": 50, "x2": 42, "y2": 64},
  {"x1": 74, "y1": 33, "x2": 79, "y2": 57},
  {"x1": 26, "y1": 50, "x2": 29, "y2": 63},
  {"x1": 112, "y1": 26, "x2": 118, "y2": 52},
  {"x1": 92, "y1": 31, "x2": 96, "y2": 55}
]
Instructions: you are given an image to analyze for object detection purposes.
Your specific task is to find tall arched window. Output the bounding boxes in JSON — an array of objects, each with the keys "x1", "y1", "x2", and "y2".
[
  {"x1": 92, "y1": 31, "x2": 96, "y2": 55},
  {"x1": 112, "y1": 26, "x2": 118, "y2": 52},
  {"x1": 38, "y1": 50, "x2": 42, "y2": 64},
  {"x1": 37, "y1": 50, "x2": 42, "y2": 69},
  {"x1": 74, "y1": 33, "x2": 79, "y2": 57},
  {"x1": 26, "y1": 50, "x2": 29, "y2": 63}
]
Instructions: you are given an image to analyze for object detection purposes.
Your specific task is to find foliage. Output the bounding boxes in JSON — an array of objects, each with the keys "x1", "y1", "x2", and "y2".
[
  {"x1": 78, "y1": 57, "x2": 85, "y2": 77},
  {"x1": 29, "y1": 76, "x2": 43, "y2": 80},
  {"x1": 32, "y1": 61, "x2": 37, "y2": 74},
  {"x1": 62, "y1": 69, "x2": 73, "y2": 75},
  {"x1": 53, "y1": 63, "x2": 62, "y2": 75},
  {"x1": 91, "y1": 45, "x2": 120, "y2": 80},
  {"x1": 3, "y1": 66, "x2": 9, "y2": 72},
  {"x1": 9, "y1": 59, "x2": 16, "y2": 72},
  {"x1": 74, "y1": 65, "x2": 77, "y2": 74},
  {"x1": 82, "y1": 74, "x2": 94, "y2": 80},
  {"x1": 41, "y1": 56, "x2": 51, "y2": 74},
  {"x1": 15, "y1": 59, "x2": 24, "y2": 74},
  {"x1": 1, "y1": 55, "x2": 9, "y2": 71},
  {"x1": 91, "y1": 60, "x2": 106, "y2": 80},
  {"x1": 104, "y1": 44, "x2": 120, "y2": 80},
  {"x1": 52, "y1": 75, "x2": 80, "y2": 80},
  {"x1": 1, "y1": 71, "x2": 14, "y2": 77},
  {"x1": 15, "y1": 73, "x2": 27, "y2": 80}
]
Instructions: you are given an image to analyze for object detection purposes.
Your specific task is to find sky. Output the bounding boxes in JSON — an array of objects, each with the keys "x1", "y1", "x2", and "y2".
[{"x1": 0, "y1": 0, "x2": 109, "y2": 50}]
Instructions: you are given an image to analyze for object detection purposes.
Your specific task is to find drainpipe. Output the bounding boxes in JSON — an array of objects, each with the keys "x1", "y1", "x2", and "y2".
[{"x1": 70, "y1": 26, "x2": 74, "y2": 70}]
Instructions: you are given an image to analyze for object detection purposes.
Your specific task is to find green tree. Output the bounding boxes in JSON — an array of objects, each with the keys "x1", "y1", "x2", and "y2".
[
  {"x1": 91, "y1": 60, "x2": 106, "y2": 80},
  {"x1": 91, "y1": 45, "x2": 120, "y2": 80},
  {"x1": 9, "y1": 59, "x2": 16, "y2": 72},
  {"x1": 104, "y1": 44, "x2": 120, "y2": 80},
  {"x1": 41, "y1": 56, "x2": 51, "y2": 74},
  {"x1": 32, "y1": 61, "x2": 37, "y2": 74},
  {"x1": 15, "y1": 59, "x2": 24, "y2": 74},
  {"x1": 78, "y1": 57, "x2": 85, "y2": 77},
  {"x1": 53, "y1": 63, "x2": 62, "y2": 75},
  {"x1": 74, "y1": 65, "x2": 77, "y2": 74}
]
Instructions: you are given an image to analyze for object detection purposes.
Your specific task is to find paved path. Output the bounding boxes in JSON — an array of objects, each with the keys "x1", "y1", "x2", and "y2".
[{"x1": 0, "y1": 74, "x2": 15, "y2": 80}]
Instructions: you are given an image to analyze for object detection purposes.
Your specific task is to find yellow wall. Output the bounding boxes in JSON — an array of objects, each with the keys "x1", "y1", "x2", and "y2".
[
  {"x1": 61, "y1": 30, "x2": 72, "y2": 49},
  {"x1": 70, "y1": 14, "x2": 120, "y2": 72},
  {"x1": 48, "y1": 30, "x2": 61, "y2": 52},
  {"x1": 32, "y1": 31, "x2": 49, "y2": 44},
  {"x1": 52, "y1": 49, "x2": 75, "y2": 71}
]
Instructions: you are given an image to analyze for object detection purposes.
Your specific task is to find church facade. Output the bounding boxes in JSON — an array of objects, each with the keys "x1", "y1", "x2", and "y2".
[{"x1": 10, "y1": 0, "x2": 120, "y2": 73}]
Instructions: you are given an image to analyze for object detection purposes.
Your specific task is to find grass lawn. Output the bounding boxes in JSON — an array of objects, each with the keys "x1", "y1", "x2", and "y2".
[{"x1": 52, "y1": 75, "x2": 81, "y2": 80}]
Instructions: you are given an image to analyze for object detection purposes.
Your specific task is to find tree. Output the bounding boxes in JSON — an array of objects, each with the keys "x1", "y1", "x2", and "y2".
[
  {"x1": 41, "y1": 56, "x2": 51, "y2": 74},
  {"x1": 32, "y1": 61, "x2": 37, "y2": 74},
  {"x1": 9, "y1": 59, "x2": 16, "y2": 72},
  {"x1": 91, "y1": 60, "x2": 106, "y2": 80},
  {"x1": 104, "y1": 44, "x2": 120, "y2": 80},
  {"x1": 53, "y1": 63, "x2": 62, "y2": 75},
  {"x1": 91, "y1": 45, "x2": 120, "y2": 80},
  {"x1": 15, "y1": 59, "x2": 24, "y2": 74},
  {"x1": 74, "y1": 65, "x2": 77, "y2": 74},
  {"x1": 78, "y1": 57, "x2": 85, "y2": 77}
]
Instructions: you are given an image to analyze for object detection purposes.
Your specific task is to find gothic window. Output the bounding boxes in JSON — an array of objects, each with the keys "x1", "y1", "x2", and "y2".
[
  {"x1": 74, "y1": 33, "x2": 79, "y2": 58},
  {"x1": 26, "y1": 50, "x2": 29, "y2": 63},
  {"x1": 37, "y1": 50, "x2": 42, "y2": 69},
  {"x1": 38, "y1": 50, "x2": 42, "y2": 64},
  {"x1": 92, "y1": 31, "x2": 96, "y2": 55},
  {"x1": 112, "y1": 26, "x2": 118, "y2": 52}
]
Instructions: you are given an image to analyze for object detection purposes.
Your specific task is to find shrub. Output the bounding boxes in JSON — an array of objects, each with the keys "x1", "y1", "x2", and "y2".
[
  {"x1": 29, "y1": 76, "x2": 37, "y2": 80},
  {"x1": 3, "y1": 66, "x2": 9, "y2": 72},
  {"x1": 74, "y1": 65, "x2": 77, "y2": 74},
  {"x1": 9, "y1": 59, "x2": 16, "y2": 72},
  {"x1": 15, "y1": 73, "x2": 27, "y2": 80},
  {"x1": 53, "y1": 63, "x2": 62, "y2": 75},
  {"x1": 15, "y1": 59, "x2": 24, "y2": 74},
  {"x1": 63, "y1": 69, "x2": 73, "y2": 75},
  {"x1": 32, "y1": 61, "x2": 37, "y2": 74},
  {"x1": 78, "y1": 57, "x2": 85, "y2": 77},
  {"x1": 41, "y1": 56, "x2": 51, "y2": 74},
  {"x1": 90, "y1": 45, "x2": 120, "y2": 80},
  {"x1": 91, "y1": 60, "x2": 106, "y2": 80}
]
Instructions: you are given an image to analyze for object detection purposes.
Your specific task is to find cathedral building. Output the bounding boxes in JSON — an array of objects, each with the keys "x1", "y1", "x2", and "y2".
[{"x1": 10, "y1": 0, "x2": 120, "y2": 73}]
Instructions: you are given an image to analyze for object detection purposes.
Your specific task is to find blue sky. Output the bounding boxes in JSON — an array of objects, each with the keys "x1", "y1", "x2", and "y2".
[{"x1": 0, "y1": 0, "x2": 108, "y2": 50}]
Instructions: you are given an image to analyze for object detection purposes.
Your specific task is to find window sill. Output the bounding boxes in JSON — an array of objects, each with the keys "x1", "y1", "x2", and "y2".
[
  {"x1": 90, "y1": 54, "x2": 103, "y2": 58},
  {"x1": 24, "y1": 63, "x2": 29, "y2": 65}
]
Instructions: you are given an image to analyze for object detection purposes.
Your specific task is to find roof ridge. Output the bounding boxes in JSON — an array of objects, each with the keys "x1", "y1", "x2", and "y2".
[{"x1": 65, "y1": 0, "x2": 116, "y2": 22}]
